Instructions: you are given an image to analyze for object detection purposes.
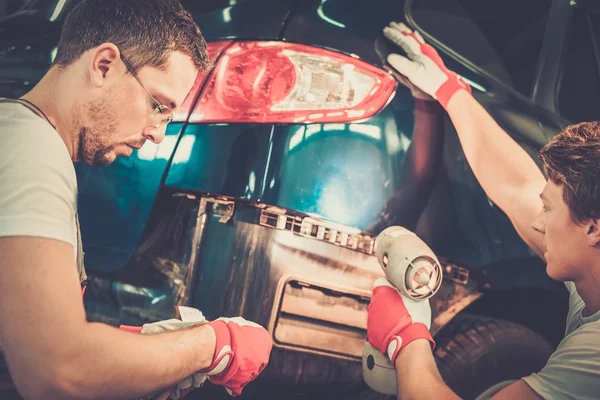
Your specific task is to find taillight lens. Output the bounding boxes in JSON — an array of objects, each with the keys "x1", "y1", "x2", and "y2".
[
  {"x1": 173, "y1": 40, "x2": 233, "y2": 121},
  {"x1": 190, "y1": 41, "x2": 396, "y2": 124}
]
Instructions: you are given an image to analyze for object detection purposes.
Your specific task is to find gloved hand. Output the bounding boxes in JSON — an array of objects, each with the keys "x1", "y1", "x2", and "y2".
[
  {"x1": 367, "y1": 278, "x2": 435, "y2": 363},
  {"x1": 383, "y1": 21, "x2": 471, "y2": 108},
  {"x1": 121, "y1": 308, "x2": 209, "y2": 400},
  {"x1": 203, "y1": 317, "x2": 273, "y2": 397},
  {"x1": 121, "y1": 312, "x2": 273, "y2": 398},
  {"x1": 383, "y1": 65, "x2": 434, "y2": 102}
]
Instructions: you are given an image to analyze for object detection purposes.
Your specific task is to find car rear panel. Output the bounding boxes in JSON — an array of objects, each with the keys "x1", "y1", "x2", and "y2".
[{"x1": 152, "y1": 1, "x2": 458, "y2": 377}]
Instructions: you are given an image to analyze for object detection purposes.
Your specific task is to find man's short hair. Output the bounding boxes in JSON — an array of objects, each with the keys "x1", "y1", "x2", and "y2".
[
  {"x1": 539, "y1": 121, "x2": 600, "y2": 224},
  {"x1": 52, "y1": 0, "x2": 210, "y2": 73}
]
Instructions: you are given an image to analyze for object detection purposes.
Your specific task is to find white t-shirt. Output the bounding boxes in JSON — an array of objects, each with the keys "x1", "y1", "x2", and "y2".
[
  {"x1": 0, "y1": 100, "x2": 86, "y2": 283},
  {"x1": 521, "y1": 281, "x2": 600, "y2": 399}
]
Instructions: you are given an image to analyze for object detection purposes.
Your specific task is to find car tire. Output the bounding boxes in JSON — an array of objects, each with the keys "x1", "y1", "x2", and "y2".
[
  {"x1": 433, "y1": 313, "x2": 554, "y2": 399},
  {"x1": 353, "y1": 313, "x2": 554, "y2": 400}
]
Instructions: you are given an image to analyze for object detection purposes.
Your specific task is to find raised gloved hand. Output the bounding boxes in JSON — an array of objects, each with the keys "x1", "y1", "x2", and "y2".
[
  {"x1": 367, "y1": 278, "x2": 435, "y2": 363},
  {"x1": 383, "y1": 64, "x2": 435, "y2": 102},
  {"x1": 383, "y1": 21, "x2": 471, "y2": 108}
]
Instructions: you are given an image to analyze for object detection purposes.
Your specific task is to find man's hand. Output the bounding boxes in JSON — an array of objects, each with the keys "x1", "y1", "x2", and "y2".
[
  {"x1": 383, "y1": 22, "x2": 471, "y2": 108},
  {"x1": 137, "y1": 317, "x2": 210, "y2": 400},
  {"x1": 125, "y1": 314, "x2": 273, "y2": 398},
  {"x1": 121, "y1": 312, "x2": 210, "y2": 400},
  {"x1": 204, "y1": 317, "x2": 273, "y2": 397},
  {"x1": 384, "y1": 65, "x2": 434, "y2": 102},
  {"x1": 367, "y1": 278, "x2": 434, "y2": 363}
]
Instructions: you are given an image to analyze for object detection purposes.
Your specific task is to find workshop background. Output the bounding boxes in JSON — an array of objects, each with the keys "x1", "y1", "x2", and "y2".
[{"x1": 1, "y1": 0, "x2": 597, "y2": 398}]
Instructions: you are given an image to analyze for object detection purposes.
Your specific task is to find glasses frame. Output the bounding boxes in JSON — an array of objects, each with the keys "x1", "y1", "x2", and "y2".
[{"x1": 121, "y1": 55, "x2": 174, "y2": 127}]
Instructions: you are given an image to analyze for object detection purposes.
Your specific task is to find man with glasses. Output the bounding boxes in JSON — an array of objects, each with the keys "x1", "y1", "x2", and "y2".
[{"x1": 0, "y1": 1, "x2": 272, "y2": 399}]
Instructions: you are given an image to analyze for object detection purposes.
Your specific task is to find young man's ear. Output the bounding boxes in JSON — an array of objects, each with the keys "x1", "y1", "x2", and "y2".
[
  {"x1": 89, "y1": 43, "x2": 121, "y2": 87},
  {"x1": 586, "y1": 219, "x2": 600, "y2": 247}
]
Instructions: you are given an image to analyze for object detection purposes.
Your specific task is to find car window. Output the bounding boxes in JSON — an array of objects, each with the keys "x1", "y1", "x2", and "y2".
[
  {"x1": 180, "y1": 0, "x2": 248, "y2": 15},
  {"x1": 558, "y1": 9, "x2": 600, "y2": 123},
  {"x1": 408, "y1": 0, "x2": 552, "y2": 97}
]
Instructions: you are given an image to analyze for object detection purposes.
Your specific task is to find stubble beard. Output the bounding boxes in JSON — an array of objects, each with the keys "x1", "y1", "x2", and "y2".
[{"x1": 79, "y1": 96, "x2": 119, "y2": 167}]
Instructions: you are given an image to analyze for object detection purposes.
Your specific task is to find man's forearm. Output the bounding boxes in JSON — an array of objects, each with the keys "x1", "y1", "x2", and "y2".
[
  {"x1": 445, "y1": 91, "x2": 546, "y2": 213},
  {"x1": 50, "y1": 322, "x2": 216, "y2": 399},
  {"x1": 394, "y1": 340, "x2": 460, "y2": 400}
]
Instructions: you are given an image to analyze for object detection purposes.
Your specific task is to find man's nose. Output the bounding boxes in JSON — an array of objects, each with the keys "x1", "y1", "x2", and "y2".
[
  {"x1": 531, "y1": 210, "x2": 545, "y2": 234},
  {"x1": 143, "y1": 124, "x2": 167, "y2": 144}
]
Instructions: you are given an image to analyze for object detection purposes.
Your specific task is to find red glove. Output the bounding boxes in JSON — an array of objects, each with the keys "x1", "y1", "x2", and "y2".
[
  {"x1": 367, "y1": 278, "x2": 435, "y2": 363},
  {"x1": 120, "y1": 311, "x2": 272, "y2": 398},
  {"x1": 203, "y1": 317, "x2": 273, "y2": 397},
  {"x1": 384, "y1": 21, "x2": 471, "y2": 109}
]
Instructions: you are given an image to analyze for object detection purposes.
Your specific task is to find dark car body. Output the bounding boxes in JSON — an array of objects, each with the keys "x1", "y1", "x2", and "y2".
[{"x1": 2, "y1": 0, "x2": 598, "y2": 396}]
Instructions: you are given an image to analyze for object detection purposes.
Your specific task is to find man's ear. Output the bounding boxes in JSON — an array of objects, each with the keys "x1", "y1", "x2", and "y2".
[
  {"x1": 586, "y1": 219, "x2": 600, "y2": 247},
  {"x1": 89, "y1": 43, "x2": 121, "y2": 87}
]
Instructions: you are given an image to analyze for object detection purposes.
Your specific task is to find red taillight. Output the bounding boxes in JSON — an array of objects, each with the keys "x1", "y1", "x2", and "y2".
[
  {"x1": 189, "y1": 41, "x2": 397, "y2": 124},
  {"x1": 174, "y1": 40, "x2": 234, "y2": 121}
]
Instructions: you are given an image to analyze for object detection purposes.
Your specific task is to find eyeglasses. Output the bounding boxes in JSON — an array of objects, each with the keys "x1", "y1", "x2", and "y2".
[{"x1": 121, "y1": 55, "x2": 174, "y2": 127}]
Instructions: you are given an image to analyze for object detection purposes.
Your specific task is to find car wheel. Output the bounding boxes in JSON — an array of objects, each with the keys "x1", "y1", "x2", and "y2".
[{"x1": 433, "y1": 313, "x2": 554, "y2": 399}]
